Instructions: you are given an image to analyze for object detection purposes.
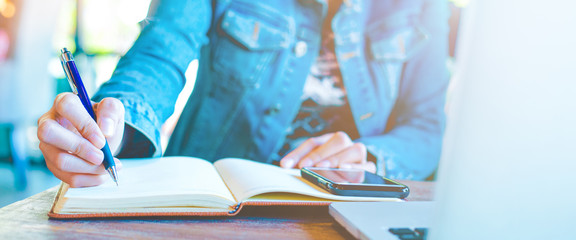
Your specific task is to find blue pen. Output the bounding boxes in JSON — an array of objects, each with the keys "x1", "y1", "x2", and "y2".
[{"x1": 60, "y1": 48, "x2": 119, "y2": 186}]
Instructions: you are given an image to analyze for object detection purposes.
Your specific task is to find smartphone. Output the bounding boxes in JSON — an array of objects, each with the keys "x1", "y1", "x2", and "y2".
[{"x1": 301, "y1": 167, "x2": 410, "y2": 199}]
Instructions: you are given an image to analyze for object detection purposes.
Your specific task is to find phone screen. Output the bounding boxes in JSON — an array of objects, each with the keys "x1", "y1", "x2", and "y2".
[{"x1": 307, "y1": 168, "x2": 398, "y2": 185}]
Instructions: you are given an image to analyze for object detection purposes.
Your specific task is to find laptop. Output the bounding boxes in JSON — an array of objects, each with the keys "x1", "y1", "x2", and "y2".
[
  {"x1": 330, "y1": 201, "x2": 434, "y2": 240},
  {"x1": 330, "y1": 0, "x2": 576, "y2": 239}
]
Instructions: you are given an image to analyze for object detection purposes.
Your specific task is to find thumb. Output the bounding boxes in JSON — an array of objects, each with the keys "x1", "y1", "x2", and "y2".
[
  {"x1": 94, "y1": 97, "x2": 125, "y2": 138},
  {"x1": 94, "y1": 98, "x2": 125, "y2": 155}
]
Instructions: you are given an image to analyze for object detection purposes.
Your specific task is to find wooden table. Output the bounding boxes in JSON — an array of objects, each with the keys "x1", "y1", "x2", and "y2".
[{"x1": 0, "y1": 180, "x2": 434, "y2": 239}]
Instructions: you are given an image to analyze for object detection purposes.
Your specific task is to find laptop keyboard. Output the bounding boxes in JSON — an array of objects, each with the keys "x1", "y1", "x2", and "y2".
[{"x1": 389, "y1": 228, "x2": 428, "y2": 240}]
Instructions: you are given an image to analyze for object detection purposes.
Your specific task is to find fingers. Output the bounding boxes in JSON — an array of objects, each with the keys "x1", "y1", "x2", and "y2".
[
  {"x1": 55, "y1": 115, "x2": 79, "y2": 133},
  {"x1": 42, "y1": 142, "x2": 107, "y2": 188},
  {"x1": 38, "y1": 93, "x2": 126, "y2": 187},
  {"x1": 315, "y1": 142, "x2": 368, "y2": 168},
  {"x1": 53, "y1": 93, "x2": 106, "y2": 148},
  {"x1": 46, "y1": 161, "x2": 107, "y2": 188},
  {"x1": 41, "y1": 142, "x2": 123, "y2": 187},
  {"x1": 280, "y1": 133, "x2": 334, "y2": 168},
  {"x1": 340, "y1": 162, "x2": 377, "y2": 173},
  {"x1": 40, "y1": 142, "x2": 107, "y2": 174},
  {"x1": 279, "y1": 131, "x2": 376, "y2": 173},
  {"x1": 37, "y1": 118, "x2": 104, "y2": 165},
  {"x1": 297, "y1": 131, "x2": 353, "y2": 168}
]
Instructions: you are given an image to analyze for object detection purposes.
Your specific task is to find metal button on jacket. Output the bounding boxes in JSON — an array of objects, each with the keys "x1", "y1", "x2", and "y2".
[
  {"x1": 265, "y1": 103, "x2": 282, "y2": 115},
  {"x1": 294, "y1": 41, "x2": 307, "y2": 57}
]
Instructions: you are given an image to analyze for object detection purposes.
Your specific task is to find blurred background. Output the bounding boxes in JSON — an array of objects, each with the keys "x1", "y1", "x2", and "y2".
[{"x1": 0, "y1": 0, "x2": 466, "y2": 207}]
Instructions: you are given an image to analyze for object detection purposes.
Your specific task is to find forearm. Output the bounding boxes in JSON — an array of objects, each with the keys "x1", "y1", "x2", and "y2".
[
  {"x1": 92, "y1": 0, "x2": 212, "y2": 157},
  {"x1": 361, "y1": 0, "x2": 450, "y2": 180},
  {"x1": 360, "y1": 105, "x2": 446, "y2": 180}
]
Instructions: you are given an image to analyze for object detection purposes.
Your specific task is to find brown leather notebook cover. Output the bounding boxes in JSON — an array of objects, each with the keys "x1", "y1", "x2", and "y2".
[{"x1": 48, "y1": 184, "x2": 331, "y2": 219}]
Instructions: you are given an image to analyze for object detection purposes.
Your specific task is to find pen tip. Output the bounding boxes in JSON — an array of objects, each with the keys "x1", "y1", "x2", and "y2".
[{"x1": 107, "y1": 166, "x2": 119, "y2": 187}]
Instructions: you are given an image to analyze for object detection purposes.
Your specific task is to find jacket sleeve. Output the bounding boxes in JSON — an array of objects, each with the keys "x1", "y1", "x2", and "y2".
[
  {"x1": 92, "y1": 0, "x2": 212, "y2": 158},
  {"x1": 360, "y1": 0, "x2": 450, "y2": 180}
]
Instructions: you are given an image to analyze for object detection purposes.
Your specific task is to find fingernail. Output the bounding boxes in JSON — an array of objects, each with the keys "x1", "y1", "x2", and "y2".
[
  {"x1": 87, "y1": 150, "x2": 104, "y2": 165},
  {"x1": 91, "y1": 133, "x2": 106, "y2": 148},
  {"x1": 301, "y1": 159, "x2": 313, "y2": 168},
  {"x1": 100, "y1": 118, "x2": 115, "y2": 136},
  {"x1": 281, "y1": 158, "x2": 295, "y2": 168},
  {"x1": 317, "y1": 161, "x2": 331, "y2": 168},
  {"x1": 340, "y1": 164, "x2": 352, "y2": 169}
]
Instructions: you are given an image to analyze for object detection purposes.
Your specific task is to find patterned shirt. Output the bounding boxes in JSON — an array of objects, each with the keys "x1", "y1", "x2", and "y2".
[{"x1": 277, "y1": 2, "x2": 359, "y2": 158}]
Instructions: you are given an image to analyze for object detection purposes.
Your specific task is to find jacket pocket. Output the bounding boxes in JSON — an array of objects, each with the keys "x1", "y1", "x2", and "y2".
[
  {"x1": 367, "y1": 12, "x2": 429, "y2": 101},
  {"x1": 212, "y1": 3, "x2": 292, "y2": 88}
]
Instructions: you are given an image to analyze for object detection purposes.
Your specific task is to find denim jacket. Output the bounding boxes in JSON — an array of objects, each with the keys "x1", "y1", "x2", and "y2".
[{"x1": 93, "y1": 0, "x2": 449, "y2": 180}]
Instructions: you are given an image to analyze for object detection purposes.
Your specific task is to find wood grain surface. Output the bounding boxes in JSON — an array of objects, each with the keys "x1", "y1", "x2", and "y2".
[{"x1": 0, "y1": 180, "x2": 433, "y2": 239}]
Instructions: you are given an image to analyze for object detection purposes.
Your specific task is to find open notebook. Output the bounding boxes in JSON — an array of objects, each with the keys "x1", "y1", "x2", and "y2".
[{"x1": 49, "y1": 157, "x2": 400, "y2": 218}]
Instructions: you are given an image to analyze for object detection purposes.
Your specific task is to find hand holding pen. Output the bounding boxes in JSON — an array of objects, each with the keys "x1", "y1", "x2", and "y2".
[{"x1": 37, "y1": 48, "x2": 125, "y2": 187}]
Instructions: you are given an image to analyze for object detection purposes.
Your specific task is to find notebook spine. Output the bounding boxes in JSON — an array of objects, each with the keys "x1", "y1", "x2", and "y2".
[{"x1": 228, "y1": 203, "x2": 242, "y2": 214}]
